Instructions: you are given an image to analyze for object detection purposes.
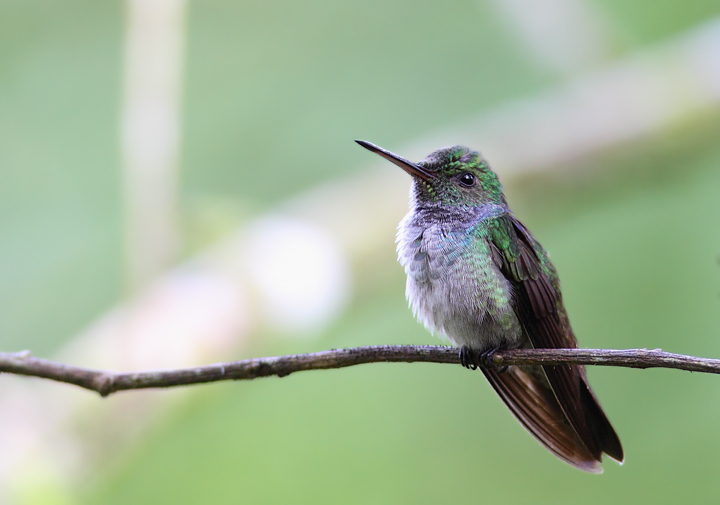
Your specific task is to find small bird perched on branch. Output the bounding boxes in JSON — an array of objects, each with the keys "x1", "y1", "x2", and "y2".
[{"x1": 356, "y1": 140, "x2": 623, "y2": 472}]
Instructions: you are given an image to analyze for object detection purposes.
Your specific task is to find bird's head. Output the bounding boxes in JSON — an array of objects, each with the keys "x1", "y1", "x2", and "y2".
[{"x1": 356, "y1": 141, "x2": 507, "y2": 209}]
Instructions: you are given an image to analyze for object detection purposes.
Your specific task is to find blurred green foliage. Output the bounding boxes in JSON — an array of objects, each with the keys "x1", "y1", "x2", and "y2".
[
  {"x1": 602, "y1": 0, "x2": 720, "y2": 43},
  {"x1": 0, "y1": 1, "x2": 124, "y2": 355}
]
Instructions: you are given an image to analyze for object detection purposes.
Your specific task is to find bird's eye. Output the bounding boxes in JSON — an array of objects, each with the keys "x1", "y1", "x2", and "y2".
[{"x1": 458, "y1": 172, "x2": 475, "y2": 187}]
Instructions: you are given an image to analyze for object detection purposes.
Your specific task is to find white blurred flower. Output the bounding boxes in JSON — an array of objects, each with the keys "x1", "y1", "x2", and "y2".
[{"x1": 244, "y1": 217, "x2": 351, "y2": 335}]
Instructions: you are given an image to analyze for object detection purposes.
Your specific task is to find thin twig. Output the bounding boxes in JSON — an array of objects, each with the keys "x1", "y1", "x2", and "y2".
[{"x1": 0, "y1": 346, "x2": 717, "y2": 397}]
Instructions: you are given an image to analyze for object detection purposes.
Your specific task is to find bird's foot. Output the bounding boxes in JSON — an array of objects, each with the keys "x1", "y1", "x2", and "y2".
[
  {"x1": 460, "y1": 346, "x2": 508, "y2": 372},
  {"x1": 459, "y1": 346, "x2": 480, "y2": 370},
  {"x1": 480, "y1": 347, "x2": 508, "y2": 373}
]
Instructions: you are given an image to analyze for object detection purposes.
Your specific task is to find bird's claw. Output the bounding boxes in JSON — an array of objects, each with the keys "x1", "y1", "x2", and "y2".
[
  {"x1": 480, "y1": 348, "x2": 508, "y2": 373},
  {"x1": 459, "y1": 346, "x2": 480, "y2": 370},
  {"x1": 459, "y1": 346, "x2": 507, "y2": 372}
]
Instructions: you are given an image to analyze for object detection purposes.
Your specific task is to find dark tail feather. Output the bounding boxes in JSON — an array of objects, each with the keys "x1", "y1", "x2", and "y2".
[{"x1": 483, "y1": 365, "x2": 618, "y2": 473}]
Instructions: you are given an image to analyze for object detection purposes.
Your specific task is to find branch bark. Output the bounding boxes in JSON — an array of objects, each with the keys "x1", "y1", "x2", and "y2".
[{"x1": 1, "y1": 346, "x2": 718, "y2": 398}]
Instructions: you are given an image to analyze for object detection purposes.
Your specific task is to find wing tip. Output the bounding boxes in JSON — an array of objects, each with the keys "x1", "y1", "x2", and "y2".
[
  {"x1": 607, "y1": 452, "x2": 625, "y2": 465},
  {"x1": 606, "y1": 450, "x2": 624, "y2": 465},
  {"x1": 572, "y1": 449, "x2": 625, "y2": 474}
]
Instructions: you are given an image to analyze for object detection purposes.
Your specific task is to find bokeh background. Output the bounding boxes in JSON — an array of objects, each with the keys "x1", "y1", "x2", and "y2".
[{"x1": 2, "y1": 0, "x2": 720, "y2": 503}]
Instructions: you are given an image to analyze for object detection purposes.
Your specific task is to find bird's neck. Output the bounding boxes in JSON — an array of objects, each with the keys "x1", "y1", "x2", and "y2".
[{"x1": 408, "y1": 202, "x2": 508, "y2": 231}]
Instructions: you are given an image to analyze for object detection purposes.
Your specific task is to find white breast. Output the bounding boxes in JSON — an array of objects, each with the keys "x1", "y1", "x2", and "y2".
[{"x1": 396, "y1": 208, "x2": 523, "y2": 351}]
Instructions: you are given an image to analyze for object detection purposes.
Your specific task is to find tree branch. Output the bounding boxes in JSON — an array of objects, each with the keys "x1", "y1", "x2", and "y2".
[{"x1": 1, "y1": 346, "x2": 718, "y2": 397}]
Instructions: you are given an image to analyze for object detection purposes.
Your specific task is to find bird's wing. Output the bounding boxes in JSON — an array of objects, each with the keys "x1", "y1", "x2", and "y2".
[{"x1": 485, "y1": 214, "x2": 623, "y2": 467}]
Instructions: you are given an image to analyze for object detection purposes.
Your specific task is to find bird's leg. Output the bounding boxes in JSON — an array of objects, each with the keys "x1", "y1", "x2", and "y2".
[
  {"x1": 459, "y1": 346, "x2": 481, "y2": 370},
  {"x1": 460, "y1": 346, "x2": 508, "y2": 372}
]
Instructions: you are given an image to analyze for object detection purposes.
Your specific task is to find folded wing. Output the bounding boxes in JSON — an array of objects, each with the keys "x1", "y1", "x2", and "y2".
[{"x1": 485, "y1": 215, "x2": 623, "y2": 470}]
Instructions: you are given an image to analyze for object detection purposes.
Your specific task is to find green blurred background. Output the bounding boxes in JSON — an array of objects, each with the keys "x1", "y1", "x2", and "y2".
[{"x1": 2, "y1": 0, "x2": 720, "y2": 503}]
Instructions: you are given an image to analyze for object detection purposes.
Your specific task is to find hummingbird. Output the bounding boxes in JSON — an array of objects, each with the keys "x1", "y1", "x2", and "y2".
[{"x1": 356, "y1": 140, "x2": 623, "y2": 472}]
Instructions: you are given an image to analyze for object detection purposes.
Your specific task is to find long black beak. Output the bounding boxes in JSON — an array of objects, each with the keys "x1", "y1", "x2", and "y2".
[{"x1": 355, "y1": 140, "x2": 432, "y2": 180}]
